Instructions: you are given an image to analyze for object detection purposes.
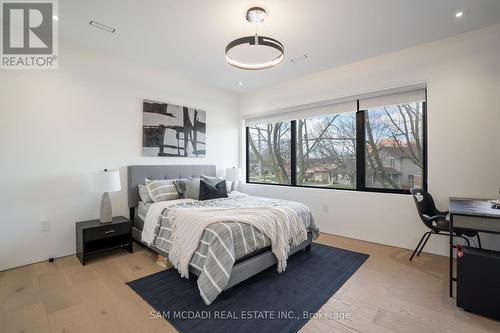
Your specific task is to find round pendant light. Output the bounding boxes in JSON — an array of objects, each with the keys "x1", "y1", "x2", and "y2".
[{"x1": 225, "y1": 7, "x2": 284, "y2": 70}]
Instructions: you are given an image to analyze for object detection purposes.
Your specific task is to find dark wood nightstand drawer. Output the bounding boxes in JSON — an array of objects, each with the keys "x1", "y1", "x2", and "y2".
[
  {"x1": 84, "y1": 222, "x2": 131, "y2": 241},
  {"x1": 76, "y1": 216, "x2": 133, "y2": 265}
]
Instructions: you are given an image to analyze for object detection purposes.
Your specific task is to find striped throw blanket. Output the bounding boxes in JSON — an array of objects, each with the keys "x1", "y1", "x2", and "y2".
[
  {"x1": 151, "y1": 192, "x2": 318, "y2": 304},
  {"x1": 168, "y1": 205, "x2": 307, "y2": 279}
]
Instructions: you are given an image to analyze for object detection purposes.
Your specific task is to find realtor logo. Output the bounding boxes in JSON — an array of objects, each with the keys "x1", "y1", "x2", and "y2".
[{"x1": 1, "y1": 0, "x2": 58, "y2": 69}]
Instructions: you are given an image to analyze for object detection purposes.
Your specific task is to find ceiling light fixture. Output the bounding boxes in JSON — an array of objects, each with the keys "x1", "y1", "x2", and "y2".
[
  {"x1": 225, "y1": 7, "x2": 284, "y2": 70},
  {"x1": 53, "y1": 15, "x2": 59, "y2": 21},
  {"x1": 455, "y1": 10, "x2": 465, "y2": 19},
  {"x1": 238, "y1": 81, "x2": 244, "y2": 86}
]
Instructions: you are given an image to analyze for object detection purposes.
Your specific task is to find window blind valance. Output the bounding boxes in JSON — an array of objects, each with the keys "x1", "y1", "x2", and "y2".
[
  {"x1": 358, "y1": 88, "x2": 426, "y2": 110},
  {"x1": 243, "y1": 84, "x2": 426, "y2": 126},
  {"x1": 244, "y1": 100, "x2": 357, "y2": 127}
]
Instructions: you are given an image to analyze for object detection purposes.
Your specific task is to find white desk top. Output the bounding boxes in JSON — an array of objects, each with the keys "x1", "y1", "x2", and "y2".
[{"x1": 449, "y1": 197, "x2": 500, "y2": 218}]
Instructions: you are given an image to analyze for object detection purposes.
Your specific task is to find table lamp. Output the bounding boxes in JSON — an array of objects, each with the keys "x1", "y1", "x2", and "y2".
[
  {"x1": 91, "y1": 169, "x2": 121, "y2": 223},
  {"x1": 226, "y1": 167, "x2": 242, "y2": 192}
]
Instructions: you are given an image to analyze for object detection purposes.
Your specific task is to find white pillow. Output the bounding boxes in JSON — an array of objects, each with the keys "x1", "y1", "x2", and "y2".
[{"x1": 145, "y1": 179, "x2": 179, "y2": 202}]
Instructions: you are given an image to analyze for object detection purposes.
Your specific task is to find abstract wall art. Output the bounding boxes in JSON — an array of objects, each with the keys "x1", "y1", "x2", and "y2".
[{"x1": 142, "y1": 100, "x2": 206, "y2": 157}]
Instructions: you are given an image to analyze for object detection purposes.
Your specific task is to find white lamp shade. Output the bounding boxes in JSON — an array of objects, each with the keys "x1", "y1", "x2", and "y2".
[
  {"x1": 226, "y1": 167, "x2": 242, "y2": 182},
  {"x1": 91, "y1": 170, "x2": 121, "y2": 193}
]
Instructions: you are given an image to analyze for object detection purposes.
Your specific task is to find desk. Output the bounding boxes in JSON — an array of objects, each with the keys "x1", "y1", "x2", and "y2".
[{"x1": 449, "y1": 197, "x2": 500, "y2": 297}]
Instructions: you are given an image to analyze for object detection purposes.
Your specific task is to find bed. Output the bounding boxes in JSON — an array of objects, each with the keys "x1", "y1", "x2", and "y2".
[{"x1": 128, "y1": 165, "x2": 319, "y2": 304}]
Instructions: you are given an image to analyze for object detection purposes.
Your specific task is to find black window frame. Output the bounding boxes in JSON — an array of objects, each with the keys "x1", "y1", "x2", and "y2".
[{"x1": 245, "y1": 98, "x2": 428, "y2": 195}]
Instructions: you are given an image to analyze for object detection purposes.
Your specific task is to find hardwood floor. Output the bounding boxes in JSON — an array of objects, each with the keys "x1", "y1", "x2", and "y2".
[{"x1": 1, "y1": 233, "x2": 499, "y2": 333}]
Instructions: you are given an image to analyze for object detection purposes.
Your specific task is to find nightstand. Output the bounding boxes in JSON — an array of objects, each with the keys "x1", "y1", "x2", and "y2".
[{"x1": 76, "y1": 216, "x2": 133, "y2": 265}]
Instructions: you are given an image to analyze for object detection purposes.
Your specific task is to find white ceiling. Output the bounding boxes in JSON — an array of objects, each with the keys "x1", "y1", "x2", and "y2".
[{"x1": 60, "y1": 0, "x2": 500, "y2": 93}]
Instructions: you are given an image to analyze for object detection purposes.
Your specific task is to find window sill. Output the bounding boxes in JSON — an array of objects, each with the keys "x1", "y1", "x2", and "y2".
[{"x1": 243, "y1": 181, "x2": 412, "y2": 195}]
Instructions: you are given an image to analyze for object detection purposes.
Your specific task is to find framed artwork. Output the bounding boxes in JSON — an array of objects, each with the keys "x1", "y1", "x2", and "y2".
[{"x1": 142, "y1": 100, "x2": 206, "y2": 157}]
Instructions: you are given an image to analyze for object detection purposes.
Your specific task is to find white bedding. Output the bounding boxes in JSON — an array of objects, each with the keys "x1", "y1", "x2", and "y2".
[{"x1": 141, "y1": 199, "x2": 195, "y2": 245}]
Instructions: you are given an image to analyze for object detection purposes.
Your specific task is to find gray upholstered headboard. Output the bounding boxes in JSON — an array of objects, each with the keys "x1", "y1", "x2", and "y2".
[{"x1": 127, "y1": 165, "x2": 216, "y2": 208}]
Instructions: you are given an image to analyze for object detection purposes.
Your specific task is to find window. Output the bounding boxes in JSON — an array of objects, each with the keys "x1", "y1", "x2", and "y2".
[
  {"x1": 364, "y1": 101, "x2": 424, "y2": 190},
  {"x1": 296, "y1": 113, "x2": 356, "y2": 189},
  {"x1": 247, "y1": 122, "x2": 292, "y2": 184},
  {"x1": 245, "y1": 88, "x2": 427, "y2": 194}
]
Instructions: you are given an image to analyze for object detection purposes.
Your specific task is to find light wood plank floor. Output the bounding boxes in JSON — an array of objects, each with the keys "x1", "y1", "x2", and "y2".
[{"x1": 1, "y1": 233, "x2": 500, "y2": 333}]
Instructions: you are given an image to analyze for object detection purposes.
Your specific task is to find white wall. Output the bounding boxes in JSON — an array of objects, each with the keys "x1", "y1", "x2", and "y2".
[
  {"x1": 0, "y1": 41, "x2": 239, "y2": 271},
  {"x1": 240, "y1": 23, "x2": 500, "y2": 256},
  {"x1": 1, "y1": 23, "x2": 499, "y2": 271}
]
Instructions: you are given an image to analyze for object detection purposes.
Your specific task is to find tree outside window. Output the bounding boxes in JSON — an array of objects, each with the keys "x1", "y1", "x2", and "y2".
[
  {"x1": 296, "y1": 113, "x2": 356, "y2": 189},
  {"x1": 248, "y1": 122, "x2": 291, "y2": 184},
  {"x1": 246, "y1": 99, "x2": 426, "y2": 194},
  {"x1": 365, "y1": 102, "x2": 424, "y2": 190}
]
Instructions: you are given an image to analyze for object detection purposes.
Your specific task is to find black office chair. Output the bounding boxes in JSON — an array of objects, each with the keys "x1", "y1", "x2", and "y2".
[{"x1": 409, "y1": 188, "x2": 481, "y2": 261}]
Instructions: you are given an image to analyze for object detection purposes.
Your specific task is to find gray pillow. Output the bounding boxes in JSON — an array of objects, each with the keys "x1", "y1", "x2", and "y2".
[
  {"x1": 145, "y1": 179, "x2": 179, "y2": 202},
  {"x1": 138, "y1": 184, "x2": 153, "y2": 203},
  {"x1": 201, "y1": 175, "x2": 231, "y2": 193},
  {"x1": 173, "y1": 179, "x2": 188, "y2": 198},
  {"x1": 185, "y1": 178, "x2": 201, "y2": 200}
]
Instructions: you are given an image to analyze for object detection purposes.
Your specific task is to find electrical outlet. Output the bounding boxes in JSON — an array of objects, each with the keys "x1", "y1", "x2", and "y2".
[
  {"x1": 40, "y1": 219, "x2": 50, "y2": 232},
  {"x1": 322, "y1": 204, "x2": 329, "y2": 214}
]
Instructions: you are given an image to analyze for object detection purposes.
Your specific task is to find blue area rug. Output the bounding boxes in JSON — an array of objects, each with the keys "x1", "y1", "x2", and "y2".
[{"x1": 127, "y1": 243, "x2": 368, "y2": 333}]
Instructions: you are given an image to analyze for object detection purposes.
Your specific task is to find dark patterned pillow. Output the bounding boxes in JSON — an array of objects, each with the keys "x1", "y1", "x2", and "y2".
[
  {"x1": 199, "y1": 179, "x2": 228, "y2": 201},
  {"x1": 173, "y1": 179, "x2": 188, "y2": 198},
  {"x1": 201, "y1": 175, "x2": 231, "y2": 193}
]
